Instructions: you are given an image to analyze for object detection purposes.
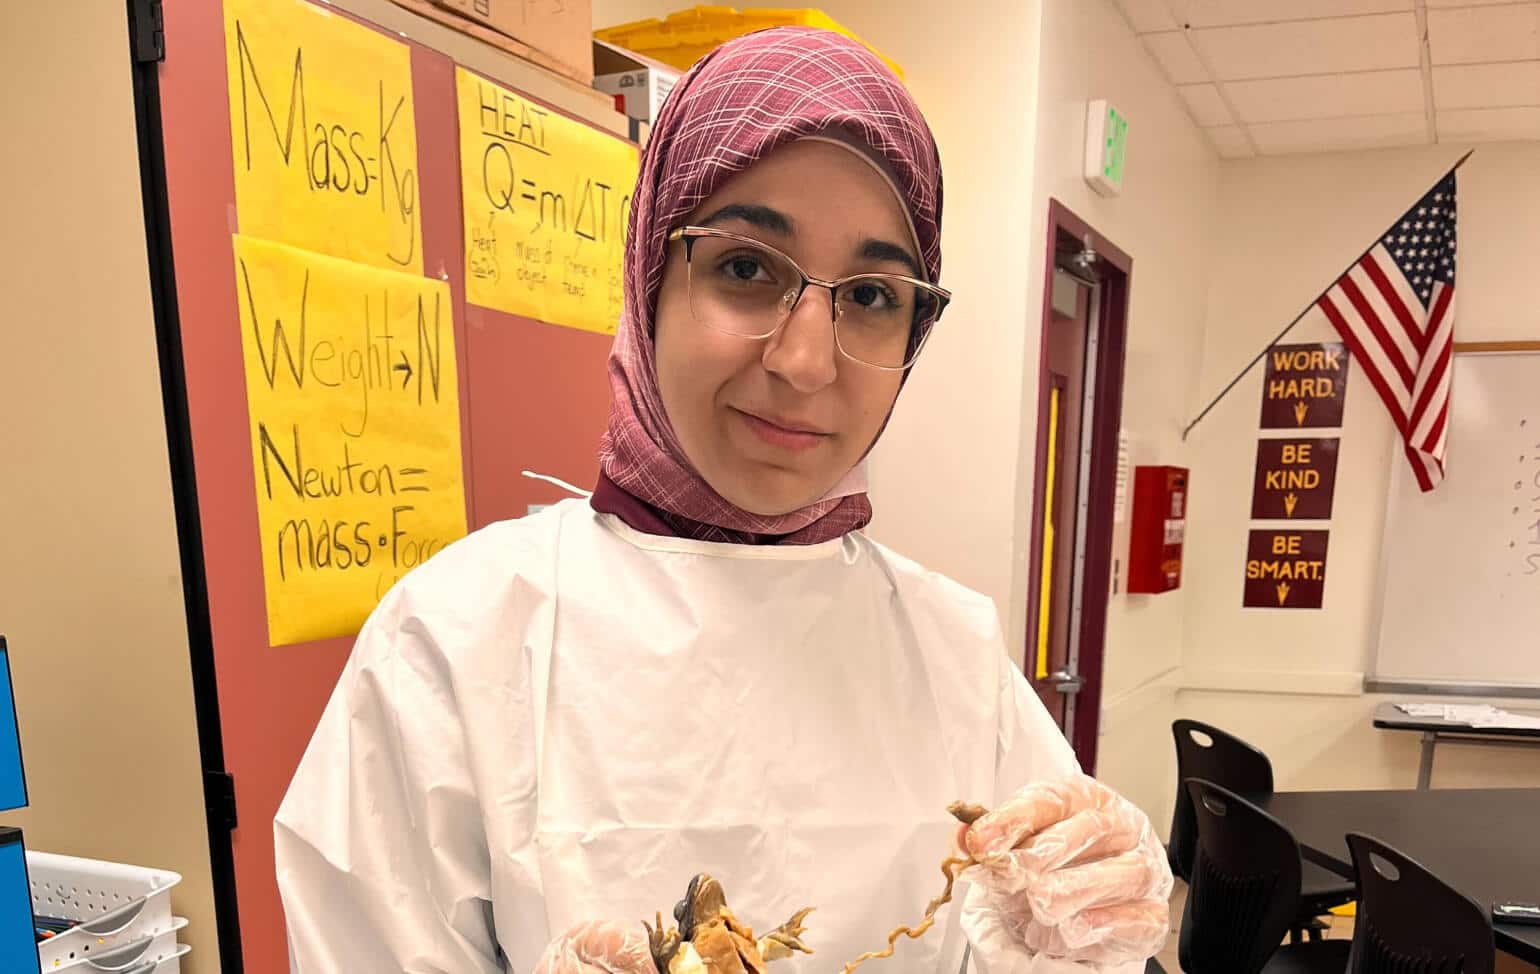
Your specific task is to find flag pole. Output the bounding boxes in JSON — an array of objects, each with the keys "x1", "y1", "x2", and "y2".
[{"x1": 1180, "y1": 149, "x2": 1474, "y2": 442}]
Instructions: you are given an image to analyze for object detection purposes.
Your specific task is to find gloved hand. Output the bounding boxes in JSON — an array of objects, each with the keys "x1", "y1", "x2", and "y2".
[
  {"x1": 957, "y1": 774, "x2": 1173, "y2": 968},
  {"x1": 534, "y1": 920, "x2": 660, "y2": 974}
]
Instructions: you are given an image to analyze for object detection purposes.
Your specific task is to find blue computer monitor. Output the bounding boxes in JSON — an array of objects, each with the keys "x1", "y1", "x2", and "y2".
[
  {"x1": 0, "y1": 829, "x2": 36, "y2": 973},
  {"x1": 0, "y1": 638, "x2": 25, "y2": 813}
]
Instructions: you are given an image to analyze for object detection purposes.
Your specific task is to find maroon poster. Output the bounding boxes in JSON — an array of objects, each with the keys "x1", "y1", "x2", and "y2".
[
  {"x1": 1251, "y1": 437, "x2": 1340, "y2": 520},
  {"x1": 1260, "y1": 342, "x2": 1350, "y2": 429},
  {"x1": 1244, "y1": 530, "x2": 1330, "y2": 609}
]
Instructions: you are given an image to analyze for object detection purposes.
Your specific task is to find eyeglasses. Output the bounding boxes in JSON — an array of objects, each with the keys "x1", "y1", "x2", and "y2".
[{"x1": 668, "y1": 226, "x2": 951, "y2": 372}]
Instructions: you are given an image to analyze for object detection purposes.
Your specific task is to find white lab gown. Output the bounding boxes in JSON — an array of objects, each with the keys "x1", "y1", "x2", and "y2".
[{"x1": 275, "y1": 500, "x2": 1149, "y2": 974}]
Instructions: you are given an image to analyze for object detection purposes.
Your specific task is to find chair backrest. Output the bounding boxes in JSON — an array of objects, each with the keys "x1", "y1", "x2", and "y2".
[
  {"x1": 1168, "y1": 720, "x2": 1275, "y2": 880},
  {"x1": 1179, "y1": 779, "x2": 1304, "y2": 974},
  {"x1": 1347, "y1": 833, "x2": 1495, "y2": 974}
]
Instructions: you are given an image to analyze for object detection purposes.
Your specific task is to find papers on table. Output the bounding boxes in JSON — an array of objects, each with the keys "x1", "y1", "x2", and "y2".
[{"x1": 1395, "y1": 703, "x2": 1540, "y2": 730}]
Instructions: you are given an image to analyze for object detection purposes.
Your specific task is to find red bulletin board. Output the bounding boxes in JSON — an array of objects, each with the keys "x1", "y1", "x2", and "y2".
[{"x1": 154, "y1": 1, "x2": 621, "y2": 968}]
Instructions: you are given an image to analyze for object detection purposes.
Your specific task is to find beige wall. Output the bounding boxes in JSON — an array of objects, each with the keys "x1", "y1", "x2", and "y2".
[
  {"x1": 584, "y1": 2, "x2": 1540, "y2": 830},
  {"x1": 1181, "y1": 142, "x2": 1540, "y2": 795},
  {"x1": 587, "y1": 0, "x2": 1218, "y2": 828},
  {"x1": 591, "y1": 0, "x2": 1050, "y2": 639},
  {"x1": 5, "y1": 4, "x2": 1537, "y2": 971},
  {"x1": 820, "y1": 0, "x2": 1046, "y2": 632},
  {"x1": 1014, "y1": 0, "x2": 1219, "y2": 832},
  {"x1": 594, "y1": 0, "x2": 681, "y2": 28},
  {"x1": 0, "y1": 4, "x2": 220, "y2": 973}
]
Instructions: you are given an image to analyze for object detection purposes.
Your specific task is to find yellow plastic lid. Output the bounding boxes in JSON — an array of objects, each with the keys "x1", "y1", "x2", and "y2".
[{"x1": 594, "y1": 5, "x2": 903, "y2": 79}]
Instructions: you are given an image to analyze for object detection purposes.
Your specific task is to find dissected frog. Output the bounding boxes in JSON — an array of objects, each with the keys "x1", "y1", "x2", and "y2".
[
  {"x1": 649, "y1": 803, "x2": 989, "y2": 974},
  {"x1": 646, "y1": 874, "x2": 814, "y2": 974}
]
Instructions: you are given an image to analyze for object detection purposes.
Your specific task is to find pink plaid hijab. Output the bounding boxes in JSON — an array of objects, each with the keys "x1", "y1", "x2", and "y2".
[{"x1": 595, "y1": 27, "x2": 943, "y2": 545}]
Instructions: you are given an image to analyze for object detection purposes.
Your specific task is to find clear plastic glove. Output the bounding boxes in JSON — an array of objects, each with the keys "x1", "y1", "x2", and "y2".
[
  {"x1": 958, "y1": 775, "x2": 1173, "y2": 967},
  {"x1": 534, "y1": 921, "x2": 660, "y2": 974}
]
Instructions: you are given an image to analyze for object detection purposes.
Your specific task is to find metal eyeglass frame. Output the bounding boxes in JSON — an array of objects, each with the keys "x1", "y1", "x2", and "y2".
[{"x1": 667, "y1": 225, "x2": 952, "y2": 372}]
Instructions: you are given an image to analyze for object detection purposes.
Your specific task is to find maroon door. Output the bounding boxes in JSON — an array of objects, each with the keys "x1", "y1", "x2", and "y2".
[{"x1": 1025, "y1": 203, "x2": 1133, "y2": 772}]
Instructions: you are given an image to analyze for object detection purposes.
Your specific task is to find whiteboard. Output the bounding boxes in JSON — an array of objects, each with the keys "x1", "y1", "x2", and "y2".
[{"x1": 1374, "y1": 351, "x2": 1540, "y2": 690}]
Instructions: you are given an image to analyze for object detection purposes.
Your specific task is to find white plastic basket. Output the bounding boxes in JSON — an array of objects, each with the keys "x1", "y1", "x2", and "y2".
[
  {"x1": 50, "y1": 918, "x2": 189, "y2": 973},
  {"x1": 28, "y1": 851, "x2": 182, "y2": 970}
]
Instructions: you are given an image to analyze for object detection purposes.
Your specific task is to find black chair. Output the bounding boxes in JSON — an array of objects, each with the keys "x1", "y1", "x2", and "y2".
[
  {"x1": 1345, "y1": 833, "x2": 1495, "y2": 974},
  {"x1": 1171, "y1": 720, "x2": 1355, "y2": 938},
  {"x1": 1179, "y1": 779, "x2": 1351, "y2": 974}
]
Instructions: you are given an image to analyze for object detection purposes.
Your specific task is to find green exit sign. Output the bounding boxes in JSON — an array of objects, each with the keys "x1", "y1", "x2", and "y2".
[{"x1": 1084, "y1": 100, "x2": 1128, "y2": 197}]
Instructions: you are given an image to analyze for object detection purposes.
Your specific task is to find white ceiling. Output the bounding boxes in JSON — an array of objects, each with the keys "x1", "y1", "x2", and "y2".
[{"x1": 1114, "y1": 0, "x2": 1540, "y2": 157}]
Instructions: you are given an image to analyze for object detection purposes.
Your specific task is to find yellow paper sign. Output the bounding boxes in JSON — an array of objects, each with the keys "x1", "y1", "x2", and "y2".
[
  {"x1": 232, "y1": 235, "x2": 466, "y2": 645},
  {"x1": 224, "y1": 0, "x2": 423, "y2": 273},
  {"x1": 456, "y1": 67, "x2": 639, "y2": 334}
]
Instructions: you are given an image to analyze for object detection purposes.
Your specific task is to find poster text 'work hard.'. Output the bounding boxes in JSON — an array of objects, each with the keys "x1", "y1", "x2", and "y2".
[
  {"x1": 224, "y1": 0, "x2": 422, "y2": 273},
  {"x1": 458, "y1": 68, "x2": 639, "y2": 335},
  {"x1": 1260, "y1": 342, "x2": 1351, "y2": 429},
  {"x1": 233, "y1": 236, "x2": 466, "y2": 645}
]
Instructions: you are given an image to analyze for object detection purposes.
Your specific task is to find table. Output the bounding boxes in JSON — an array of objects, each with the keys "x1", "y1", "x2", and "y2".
[
  {"x1": 1255, "y1": 788, "x2": 1540, "y2": 965},
  {"x1": 1373, "y1": 702, "x2": 1540, "y2": 789}
]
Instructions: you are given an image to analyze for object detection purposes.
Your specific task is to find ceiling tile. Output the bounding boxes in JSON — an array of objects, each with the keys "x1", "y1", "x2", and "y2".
[
  {"x1": 1141, "y1": 31, "x2": 1210, "y2": 84},
  {"x1": 1177, "y1": 83, "x2": 1234, "y2": 125},
  {"x1": 1204, "y1": 125, "x2": 1256, "y2": 157},
  {"x1": 1223, "y1": 69, "x2": 1425, "y2": 122},
  {"x1": 1189, "y1": 13, "x2": 1421, "y2": 81},
  {"x1": 1248, "y1": 112, "x2": 1430, "y2": 154},
  {"x1": 1116, "y1": 0, "x2": 1180, "y2": 33},
  {"x1": 1438, "y1": 105, "x2": 1540, "y2": 140},
  {"x1": 1176, "y1": 0, "x2": 1411, "y2": 28},
  {"x1": 1434, "y1": 62, "x2": 1540, "y2": 109},
  {"x1": 1428, "y1": 4, "x2": 1540, "y2": 64}
]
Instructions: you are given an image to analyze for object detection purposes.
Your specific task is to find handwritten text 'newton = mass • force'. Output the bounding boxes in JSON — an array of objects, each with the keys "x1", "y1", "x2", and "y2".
[
  {"x1": 271, "y1": 502, "x2": 446, "y2": 586},
  {"x1": 232, "y1": 235, "x2": 465, "y2": 645}
]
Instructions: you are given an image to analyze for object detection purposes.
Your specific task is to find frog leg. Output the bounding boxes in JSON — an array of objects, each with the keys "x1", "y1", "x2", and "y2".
[
  {"x1": 645, "y1": 912, "x2": 683, "y2": 973},
  {"x1": 757, "y1": 907, "x2": 815, "y2": 961}
]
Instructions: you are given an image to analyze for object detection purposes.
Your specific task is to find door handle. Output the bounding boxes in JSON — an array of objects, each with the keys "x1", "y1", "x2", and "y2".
[{"x1": 1046, "y1": 670, "x2": 1085, "y2": 694}]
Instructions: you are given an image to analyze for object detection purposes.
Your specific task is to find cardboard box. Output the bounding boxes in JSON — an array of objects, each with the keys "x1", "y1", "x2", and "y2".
[
  {"x1": 592, "y1": 40, "x2": 679, "y2": 129},
  {"x1": 430, "y1": 0, "x2": 594, "y2": 84}
]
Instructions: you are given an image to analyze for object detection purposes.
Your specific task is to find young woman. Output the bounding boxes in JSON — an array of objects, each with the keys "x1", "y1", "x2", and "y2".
[{"x1": 277, "y1": 27, "x2": 1170, "y2": 974}]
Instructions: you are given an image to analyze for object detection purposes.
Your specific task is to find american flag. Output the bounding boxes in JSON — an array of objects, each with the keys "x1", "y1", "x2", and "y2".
[{"x1": 1316, "y1": 172, "x2": 1457, "y2": 492}]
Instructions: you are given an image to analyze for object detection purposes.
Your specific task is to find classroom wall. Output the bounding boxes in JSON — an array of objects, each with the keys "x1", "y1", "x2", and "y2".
[
  {"x1": 588, "y1": 0, "x2": 1219, "y2": 826},
  {"x1": 595, "y1": 0, "x2": 1051, "y2": 630},
  {"x1": 0, "y1": 4, "x2": 221, "y2": 973},
  {"x1": 592, "y1": 0, "x2": 1043, "y2": 619},
  {"x1": 1182, "y1": 142, "x2": 1540, "y2": 793},
  {"x1": 1004, "y1": 0, "x2": 1218, "y2": 830},
  {"x1": 804, "y1": 0, "x2": 1046, "y2": 636},
  {"x1": 6, "y1": 4, "x2": 1534, "y2": 972}
]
